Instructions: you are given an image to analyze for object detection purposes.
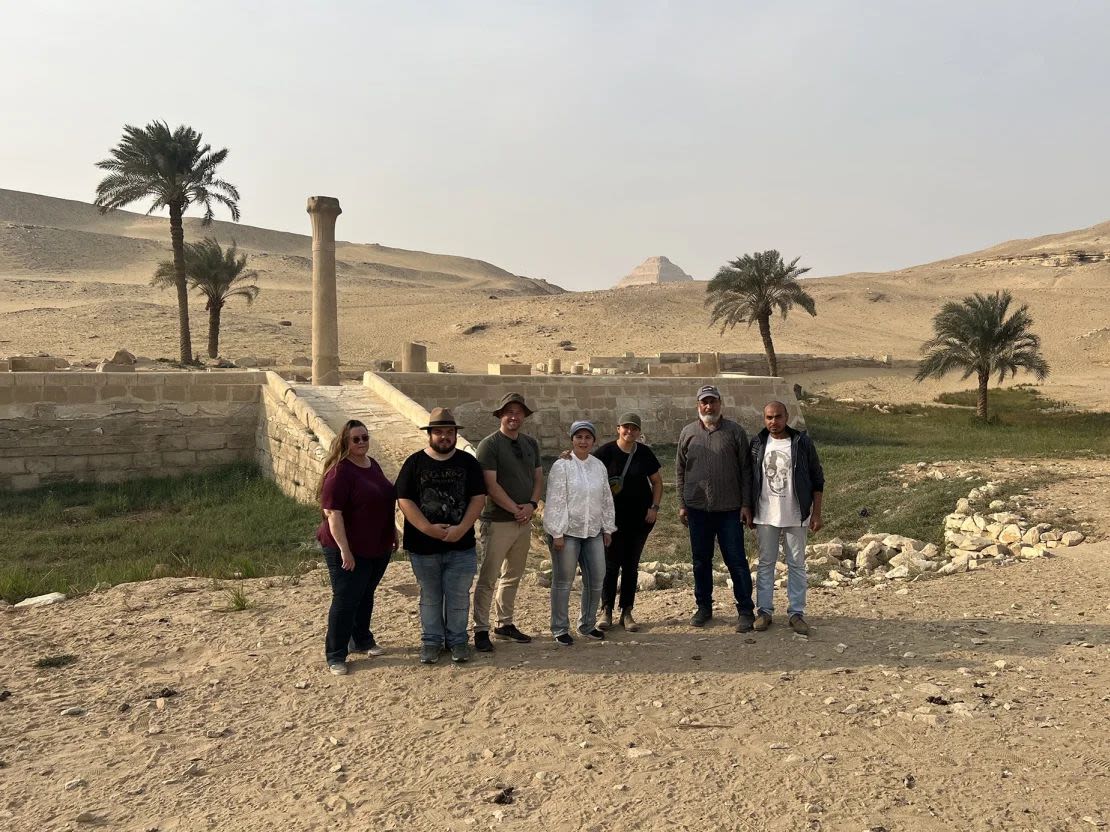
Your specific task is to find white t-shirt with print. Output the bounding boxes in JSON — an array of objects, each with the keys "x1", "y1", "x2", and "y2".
[{"x1": 757, "y1": 436, "x2": 803, "y2": 527}]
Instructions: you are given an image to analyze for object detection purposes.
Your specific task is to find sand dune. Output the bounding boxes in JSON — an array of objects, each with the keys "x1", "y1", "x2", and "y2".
[{"x1": 0, "y1": 188, "x2": 1107, "y2": 408}]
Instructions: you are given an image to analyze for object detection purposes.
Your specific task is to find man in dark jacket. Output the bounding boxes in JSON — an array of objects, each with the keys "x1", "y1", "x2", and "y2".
[{"x1": 746, "y1": 401, "x2": 824, "y2": 635}]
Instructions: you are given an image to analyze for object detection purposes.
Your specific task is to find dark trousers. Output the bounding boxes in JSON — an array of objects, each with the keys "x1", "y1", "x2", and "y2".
[
  {"x1": 323, "y1": 547, "x2": 390, "y2": 663},
  {"x1": 686, "y1": 507, "x2": 754, "y2": 615},
  {"x1": 602, "y1": 521, "x2": 654, "y2": 612}
]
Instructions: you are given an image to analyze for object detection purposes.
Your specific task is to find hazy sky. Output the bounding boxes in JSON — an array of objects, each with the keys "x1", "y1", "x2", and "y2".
[{"x1": 3, "y1": 1, "x2": 1108, "y2": 290}]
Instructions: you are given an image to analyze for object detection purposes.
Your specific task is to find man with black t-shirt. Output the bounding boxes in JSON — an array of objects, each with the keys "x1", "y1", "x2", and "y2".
[{"x1": 396, "y1": 408, "x2": 487, "y2": 665}]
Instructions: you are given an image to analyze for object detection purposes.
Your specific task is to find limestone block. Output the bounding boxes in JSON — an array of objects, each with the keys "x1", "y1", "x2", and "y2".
[
  {"x1": 856, "y1": 541, "x2": 883, "y2": 571},
  {"x1": 96, "y1": 361, "x2": 136, "y2": 373},
  {"x1": 10, "y1": 356, "x2": 68, "y2": 371},
  {"x1": 14, "y1": 592, "x2": 66, "y2": 608},
  {"x1": 187, "y1": 433, "x2": 229, "y2": 451},
  {"x1": 487, "y1": 363, "x2": 531, "y2": 376},
  {"x1": 1060, "y1": 531, "x2": 1085, "y2": 546},
  {"x1": 402, "y1": 343, "x2": 428, "y2": 373},
  {"x1": 997, "y1": 524, "x2": 1023, "y2": 544},
  {"x1": 980, "y1": 544, "x2": 1012, "y2": 558}
]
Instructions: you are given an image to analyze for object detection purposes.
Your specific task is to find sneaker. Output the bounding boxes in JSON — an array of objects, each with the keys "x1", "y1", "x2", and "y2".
[
  {"x1": 419, "y1": 644, "x2": 441, "y2": 664},
  {"x1": 450, "y1": 643, "x2": 471, "y2": 663},
  {"x1": 753, "y1": 612, "x2": 772, "y2": 632},
  {"x1": 578, "y1": 627, "x2": 605, "y2": 641},
  {"x1": 620, "y1": 610, "x2": 640, "y2": 632},
  {"x1": 474, "y1": 631, "x2": 494, "y2": 652},
  {"x1": 328, "y1": 662, "x2": 348, "y2": 676},
  {"x1": 690, "y1": 606, "x2": 713, "y2": 628},
  {"x1": 789, "y1": 614, "x2": 810, "y2": 636},
  {"x1": 736, "y1": 612, "x2": 756, "y2": 633},
  {"x1": 554, "y1": 633, "x2": 574, "y2": 647},
  {"x1": 598, "y1": 609, "x2": 613, "y2": 631},
  {"x1": 349, "y1": 636, "x2": 385, "y2": 657},
  {"x1": 493, "y1": 624, "x2": 533, "y2": 643}
]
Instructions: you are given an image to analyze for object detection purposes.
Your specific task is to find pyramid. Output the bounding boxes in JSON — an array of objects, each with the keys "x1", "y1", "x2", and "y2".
[{"x1": 616, "y1": 255, "x2": 694, "y2": 287}]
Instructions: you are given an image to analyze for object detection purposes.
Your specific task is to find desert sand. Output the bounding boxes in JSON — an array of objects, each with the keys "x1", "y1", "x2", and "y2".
[
  {"x1": 2, "y1": 189, "x2": 1108, "y2": 409},
  {"x1": 2, "y1": 188, "x2": 1109, "y2": 830}
]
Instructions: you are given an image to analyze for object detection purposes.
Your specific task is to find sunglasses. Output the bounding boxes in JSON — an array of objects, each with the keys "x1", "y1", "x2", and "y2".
[{"x1": 350, "y1": 435, "x2": 370, "y2": 444}]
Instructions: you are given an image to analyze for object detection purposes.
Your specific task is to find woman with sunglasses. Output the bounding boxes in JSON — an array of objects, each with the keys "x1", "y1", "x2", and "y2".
[{"x1": 317, "y1": 419, "x2": 398, "y2": 675}]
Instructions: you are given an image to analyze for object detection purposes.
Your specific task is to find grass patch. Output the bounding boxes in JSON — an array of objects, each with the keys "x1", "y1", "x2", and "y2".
[
  {"x1": 223, "y1": 585, "x2": 255, "y2": 611},
  {"x1": 35, "y1": 654, "x2": 77, "y2": 669},
  {"x1": 547, "y1": 391, "x2": 1109, "y2": 566},
  {"x1": 0, "y1": 463, "x2": 321, "y2": 604}
]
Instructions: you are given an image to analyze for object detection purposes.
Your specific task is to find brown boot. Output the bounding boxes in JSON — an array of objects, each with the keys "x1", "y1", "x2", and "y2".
[
  {"x1": 789, "y1": 614, "x2": 810, "y2": 636},
  {"x1": 620, "y1": 610, "x2": 640, "y2": 632},
  {"x1": 598, "y1": 608, "x2": 613, "y2": 631},
  {"x1": 753, "y1": 612, "x2": 772, "y2": 632}
]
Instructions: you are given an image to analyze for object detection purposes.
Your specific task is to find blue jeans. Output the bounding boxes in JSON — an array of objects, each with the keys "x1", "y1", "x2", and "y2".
[
  {"x1": 323, "y1": 548, "x2": 390, "y2": 663},
  {"x1": 409, "y1": 548, "x2": 478, "y2": 648},
  {"x1": 549, "y1": 534, "x2": 605, "y2": 636},
  {"x1": 755, "y1": 524, "x2": 808, "y2": 617},
  {"x1": 686, "y1": 508, "x2": 754, "y2": 614}
]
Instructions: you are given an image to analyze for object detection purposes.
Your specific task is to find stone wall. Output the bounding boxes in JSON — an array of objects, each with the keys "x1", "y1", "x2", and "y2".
[
  {"x1": 370, "y1": 372, "x2": 802, "y2": 455},
  {"x1": 586, "y1": 351, "x2": 907, "y2": 375},
  {"x1": 0, "y1": 371, "x2": 262, "y2": 491},
  {"x1": 255, "y1": 373, "x2": 336, "y2": 504}
]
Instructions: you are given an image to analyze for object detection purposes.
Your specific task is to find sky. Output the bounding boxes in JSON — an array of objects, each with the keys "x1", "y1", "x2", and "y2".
[{"x1": 2, "y1": 1, "x2": 1109, "y2": 290}]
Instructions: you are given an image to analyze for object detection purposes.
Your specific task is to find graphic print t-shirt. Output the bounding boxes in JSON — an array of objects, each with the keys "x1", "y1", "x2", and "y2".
[
  {"x1": 395, "y1": 450, "x2": 487, "y2": 554},
  {"x1": 757, "y1": 436, "x2": 802, "y2": 527}
]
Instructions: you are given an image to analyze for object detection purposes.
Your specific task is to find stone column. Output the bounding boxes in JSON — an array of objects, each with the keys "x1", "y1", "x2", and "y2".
[
  {"x1": 307, "y1": 196, "x2": 342, "y2": 386},
  {"x1": 401, "y1": 342, "x2": 428, "y2": 373}
]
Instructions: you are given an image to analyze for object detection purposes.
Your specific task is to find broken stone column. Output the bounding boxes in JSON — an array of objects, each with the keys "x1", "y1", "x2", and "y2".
[
  {"x1": 307, "y1": 196, "x2": 342, "y2": 386},
  {"x1": 401, "y1": 342, "x2": 427, "y2": 373},
  {"x1": 548, "y1": 358, "x2": 561, "y2": 375}
]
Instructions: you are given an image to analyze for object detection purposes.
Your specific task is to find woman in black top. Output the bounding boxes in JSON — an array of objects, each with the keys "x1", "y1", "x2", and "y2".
[{"x1": 593, "y1": 413, "x2": 663, "y2": 631}]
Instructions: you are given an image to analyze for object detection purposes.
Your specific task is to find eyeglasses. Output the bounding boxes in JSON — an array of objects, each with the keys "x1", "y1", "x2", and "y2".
[
  {"x1": 509, "y1": 440, "x2": 524, "y2": 459},
  {"x1": 350, "y1": 435, "x2": 370, "y2": 444}
]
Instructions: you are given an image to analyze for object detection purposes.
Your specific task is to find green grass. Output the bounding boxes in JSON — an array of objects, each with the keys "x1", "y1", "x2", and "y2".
[
  {"x1": 0, "y1": 463, "x2": 321, "y2": 604},
  {"x1": 223, "y1": 585, "x2": 255, "y2": 611},
  {"x1": 574, "y1": 388, "x2": 1109, "y2": 566}
]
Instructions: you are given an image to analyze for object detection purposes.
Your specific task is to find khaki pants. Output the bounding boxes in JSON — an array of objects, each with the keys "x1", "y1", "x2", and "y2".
[{"x1": 473, "y1": 520, "x2": 532, "y2": 631}]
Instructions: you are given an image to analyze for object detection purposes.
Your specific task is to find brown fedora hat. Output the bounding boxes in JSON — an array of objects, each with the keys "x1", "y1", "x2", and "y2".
[
  {"x1": 420, "y1": 407, "x2": 465, "y2": 431},
  {"x1": 492, "y1": 392, "x2": 534, "y2": 418}
]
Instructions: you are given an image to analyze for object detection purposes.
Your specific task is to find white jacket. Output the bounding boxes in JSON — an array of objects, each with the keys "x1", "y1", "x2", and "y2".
[{"x1": 543, "y1": 455, "x2": 617, "y2": 539}]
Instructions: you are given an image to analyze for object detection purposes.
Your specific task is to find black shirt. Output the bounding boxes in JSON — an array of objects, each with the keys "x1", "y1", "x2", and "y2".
[
  {"x1": 594, "y1": 441, "x2": 662, "y2": 526},
  {"x1": 395, "y1": 450, "x2": 487, "y2": 555}
]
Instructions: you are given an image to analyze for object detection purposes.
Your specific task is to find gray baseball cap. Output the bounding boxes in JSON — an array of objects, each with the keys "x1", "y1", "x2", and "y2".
[
  {"x1": 617, "y1": 412, "x2": 642, "y2": 428},
  {"x1": 696, "y1": 384, "x2": 721, "y2": 401}
]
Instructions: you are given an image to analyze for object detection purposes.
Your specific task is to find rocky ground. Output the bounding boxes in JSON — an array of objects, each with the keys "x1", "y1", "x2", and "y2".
[{"x1": 2, "y1": 534, "x2": 1108, "y2": 831}]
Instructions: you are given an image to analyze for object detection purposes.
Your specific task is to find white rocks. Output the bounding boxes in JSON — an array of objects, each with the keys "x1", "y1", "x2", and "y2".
[
  {"x1": 636, "y1": 571, "x2": 656, "y2": 591},
  {"x1": 1061, "y1": 531, "x2": 1086, "y2": 546},
  {"x1": 886, "y1": 565, "x2": 911, "y2": 580},
  {"x1": 998, "y1": 524, "x2": 1023, "y2": 544},
  {"x1": 856, "y1": 542, "x2": 883, "y2": 572},
  {"x1": 64, "y1": 777, "x2": 87, "y2": 791},
  {"x1": 14, "y1": 592, "x2": 66, "y2": 608},
  {"x1": 60, "y1": 706, "x2": 86, "y2": 717},
  {"x1": 627, "y1": 747, "x2": 655, "y2": 759}
]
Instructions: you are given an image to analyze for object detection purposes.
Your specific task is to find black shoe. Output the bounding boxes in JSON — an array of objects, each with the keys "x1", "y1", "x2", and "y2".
[
  {"x1": 493, "y1": 624, "x2": 532, "y2": 643},
  {"x1": 554, "y1": 633, "x2": 574, "y2": 647},
  {"x1": 736, "y1": 613, "x2": 756, "y2": 633},
  {"x1": 578, "y1": 627, "x2": 605, "y2": 641},
  {"x1": 691, "y1": 606, "x2": 713, "y2": 628},
  {"x1": 474, "y1": 631, "x2": 494, "y2": 652},
  {"x1": 450, "y1": 643, "x2": 471, "y2": 663}
]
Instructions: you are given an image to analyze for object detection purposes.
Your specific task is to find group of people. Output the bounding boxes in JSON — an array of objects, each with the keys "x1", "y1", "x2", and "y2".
[{"x1": 315, "y1": 384, "x2": 824, "y2": 674}]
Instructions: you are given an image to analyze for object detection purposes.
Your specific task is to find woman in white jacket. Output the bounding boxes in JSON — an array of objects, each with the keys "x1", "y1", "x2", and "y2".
[{"x1": 543, "y1": 420, "x2": 617, "y2": 645}]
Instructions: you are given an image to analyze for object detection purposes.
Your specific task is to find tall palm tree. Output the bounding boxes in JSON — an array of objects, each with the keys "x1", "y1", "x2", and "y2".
[
  {"x1": 705, "y1": 250, "x2": 816, "y2": 376},
  {"x1": 915, "y1": 290, "x2": 1049, "y2": 420},
  {"x1": 153, "y1": 238, "x2": 260, "y2": 359},
  {"x1": 94, "y1": 122, "x2": 240, "y2": 364}
]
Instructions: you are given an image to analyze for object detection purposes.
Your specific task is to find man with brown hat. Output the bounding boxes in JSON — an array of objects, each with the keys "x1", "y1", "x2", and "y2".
[
  {"x1": 396, "y1": 408, "x2": 487, "y2": 664},
  {"x1": 472, "y1": 392, "x2": 543, "y2": 652}
]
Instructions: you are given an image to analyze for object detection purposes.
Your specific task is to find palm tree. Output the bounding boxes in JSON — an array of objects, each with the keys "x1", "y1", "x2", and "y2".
[
  {"x1": 94, "y1": 122, "x2": 240, "y2": 364},
  {"x1": 915, "y1": 290, "x2": 1049, "y2": 420},
  {"x1": 153, "y1": 238, "x2": 260, "y2": 359},
  {"x1": 705, "y1": 250, "x2": 816, "y2": 376}
]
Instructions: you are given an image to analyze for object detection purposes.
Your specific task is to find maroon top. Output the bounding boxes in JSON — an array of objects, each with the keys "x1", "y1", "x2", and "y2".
[{"x1": 316, "y1": 458, "x2": 397, "y2": 558}]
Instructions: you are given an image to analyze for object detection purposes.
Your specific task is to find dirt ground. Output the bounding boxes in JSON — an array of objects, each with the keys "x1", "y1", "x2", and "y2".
[{"x1": 2, "y1": 539, "x2": 1108, "y2": 832}]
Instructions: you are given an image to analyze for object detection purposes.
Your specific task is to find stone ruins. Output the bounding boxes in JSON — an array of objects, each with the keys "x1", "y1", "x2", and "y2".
[{"x1": 616, "y1": 255, "x2": 694, "y2": 287}]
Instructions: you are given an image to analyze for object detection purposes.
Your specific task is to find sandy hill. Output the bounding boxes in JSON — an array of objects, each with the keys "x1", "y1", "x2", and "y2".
[
  {"x1": 0, "y1": 189, "x2": 562, "y2": 295},
  {"x1": 616, "y1": 255, "x2": 694, "y2": 287},
  {"x1": 0, "y1": 191, "x2": 1107, "y2": 408}
]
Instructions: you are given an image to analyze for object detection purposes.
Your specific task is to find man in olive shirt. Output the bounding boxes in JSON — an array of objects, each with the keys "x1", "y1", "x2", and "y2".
[
  {"x1": 676, "y1": 384, "x2": 755, "y2": 631},
  {"x1": 472, "y1": 392, "x2": 543, "y2": 652}
]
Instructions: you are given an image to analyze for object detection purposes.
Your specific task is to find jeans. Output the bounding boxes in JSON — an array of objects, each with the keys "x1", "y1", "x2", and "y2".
[
  {"x1": 603, "y1": 521, "x2": 654, "y2": 612},
  {"x1": 549, "y1": 533, "x2": 605, "y2": 636},
  {"x1": 686, "y1": 507, "x2": 754, "y2": 614},
  {"x1": 755, "y1": 524, "x2": 808, "y2": 617},
  {"x1": 409, "y1": 548, "x2": 478, "y2": 648},
  {"x1": 323, "y1": 547, "x2": 390, "y2": 664}
]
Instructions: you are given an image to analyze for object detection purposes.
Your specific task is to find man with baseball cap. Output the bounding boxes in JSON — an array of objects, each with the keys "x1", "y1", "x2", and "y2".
[
  {"x1": 471, "y1": 392, "x2": 544, "y2": 652},
  {"x1": 395, "y1": 408, "x2": 487, "y2": 664},
  {"x1": 676, "y1": 384, "x2": 756, "y2": 631}
]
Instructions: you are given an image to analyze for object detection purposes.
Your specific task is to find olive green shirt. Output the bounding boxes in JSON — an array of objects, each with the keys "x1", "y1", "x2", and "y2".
[{"x1": 476, "y1": 430, "x2": 541, "y2": 522}]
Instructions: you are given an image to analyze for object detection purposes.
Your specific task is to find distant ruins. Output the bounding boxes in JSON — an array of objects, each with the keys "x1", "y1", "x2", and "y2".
[{"x1": 616, "y1": 255, "x2": 694, "y2": 286}]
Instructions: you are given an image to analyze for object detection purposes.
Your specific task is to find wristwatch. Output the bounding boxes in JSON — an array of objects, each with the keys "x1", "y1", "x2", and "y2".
[
  {"x1": 528, "y1": 500, "x2": 538, "y2": 508},
  {"x1": 649, "y1": 503, "x2": 660, "y2": 511}
]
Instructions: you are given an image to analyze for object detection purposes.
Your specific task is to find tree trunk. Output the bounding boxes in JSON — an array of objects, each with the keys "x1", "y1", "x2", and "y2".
[
  {"x1": 168, "y1": 204, "x2": 193, "y2": 364},
  {"x1": 977, "y1": 370, "x2": 989, "y2": 420},
  {"x1": 207, "y1": 302, "x2": 222, "y2": 359},
  {"x1": 757, "y1": 313, "x2": 778, "y2": 376}
]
